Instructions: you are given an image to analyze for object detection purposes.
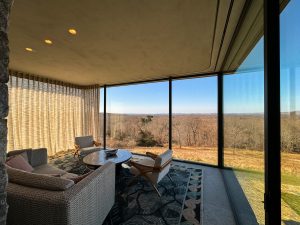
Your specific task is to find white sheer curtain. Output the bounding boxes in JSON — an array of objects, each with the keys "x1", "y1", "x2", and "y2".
[{"x1": 7, "y1": 71, "x2": 100, "y2": 155}]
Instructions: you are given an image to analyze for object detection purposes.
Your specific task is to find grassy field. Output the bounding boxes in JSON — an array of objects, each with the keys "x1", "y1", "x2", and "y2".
[{"x1": 130, "y1": 146, "x2": 300, "y2": 224}]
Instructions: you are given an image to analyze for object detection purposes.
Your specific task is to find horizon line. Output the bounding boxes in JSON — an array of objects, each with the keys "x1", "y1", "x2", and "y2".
[{"x1": 99, "y1": 111, "x2": 299, "y2": 115}]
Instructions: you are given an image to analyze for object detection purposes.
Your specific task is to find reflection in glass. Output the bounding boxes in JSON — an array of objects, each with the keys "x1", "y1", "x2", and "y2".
[
  {"x1": 280, "y1": 1, "x2": 300, "y2": 223},
  {"x1": 223, "y1": 38, "x2": 265, "y2": 224}
]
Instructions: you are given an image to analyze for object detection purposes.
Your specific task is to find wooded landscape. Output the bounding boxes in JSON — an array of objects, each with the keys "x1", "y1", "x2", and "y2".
[
  {"x1": 105, "y1": 113, "x2": 300, "y2": 154},
  {"x1": 104, "y1": 113, "x2": 300, "y2": 221}
]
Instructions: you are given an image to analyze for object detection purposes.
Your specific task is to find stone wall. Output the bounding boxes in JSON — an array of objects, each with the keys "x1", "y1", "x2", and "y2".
[{"x1": 0, "y1": 0, "x2": 13, "y2": 224}]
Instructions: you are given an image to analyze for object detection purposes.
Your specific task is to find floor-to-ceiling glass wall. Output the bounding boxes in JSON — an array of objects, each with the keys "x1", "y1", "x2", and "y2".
[
  {"x1": 223, "y1": 38, "x2": 265, "y2": 224},
  {"x1": 106, "y1": 82, "x2": 169, "y2": 154},
  {"x1": 172, "y1": 77, "x2": 218, "y2": 165},
  {"x1": 99, "y1": 87, "x2": 104, "y2": 146},
  {"x1": 280, "y1": 0, "x2": 300, "y2": 223}
]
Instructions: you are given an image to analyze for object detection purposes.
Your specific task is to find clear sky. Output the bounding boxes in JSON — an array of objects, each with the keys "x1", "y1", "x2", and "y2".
[{"x1": 103, "y1": 1, "x2": 300, "y2": 114}]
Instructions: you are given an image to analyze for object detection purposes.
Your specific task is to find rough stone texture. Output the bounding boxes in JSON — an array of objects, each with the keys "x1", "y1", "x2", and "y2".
[
  {"x1": 0, "y1": 165, "x2": 7, "y2": 225},
  {"x1": 0, "y1": 120, "x2": 7, "y2": 163},
  {"x1": 0, "y1": 32, "x2": 9, "y2": 84},
  {"x1": 0, "y1": 0, "x2": 13, "y2": 224},
  {"x1": 0, "y1": 0, "x2": 11, "y2": 84},
  {"x1": 0, "y1": 84, "x2": 8, "y2": 118}
]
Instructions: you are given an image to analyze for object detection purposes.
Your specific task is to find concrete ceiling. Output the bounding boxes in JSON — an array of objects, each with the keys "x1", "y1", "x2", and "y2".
[{"x1": 8, "y1": 0, "x2": 264, "y2": 86}]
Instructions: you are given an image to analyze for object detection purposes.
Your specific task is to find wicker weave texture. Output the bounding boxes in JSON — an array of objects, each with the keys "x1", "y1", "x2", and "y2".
[{"x1": 7, "y1": 162, "x2": 116, "y2": 225}]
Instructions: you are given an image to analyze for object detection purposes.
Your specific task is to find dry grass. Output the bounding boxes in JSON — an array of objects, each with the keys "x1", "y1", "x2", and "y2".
[
  {"x1": 131, "y1": 146, "x2": 218, "y2": 165},
  {"x1": 130, "y1": 146, "x2": 300, "y2": 223},
  {"x1": 131, "y1": 146, "x2": 300, "y2": 176}
]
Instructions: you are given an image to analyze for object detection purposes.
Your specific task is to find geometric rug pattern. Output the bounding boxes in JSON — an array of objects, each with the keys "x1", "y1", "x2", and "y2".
[
  {"x1": 106, "y1": 166, "x2": 190, "y2": 225},
  {"x1": 174, "y1": 164, "x2": 202, "y2": 225},
  {"x1": 49, "y1": 150, "x2": 202, "y2": 225}
]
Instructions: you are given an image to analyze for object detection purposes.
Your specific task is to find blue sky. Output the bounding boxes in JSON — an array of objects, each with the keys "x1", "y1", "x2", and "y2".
[{"x1": 103, "y1": 1, "x2": 300, "y2": 114}]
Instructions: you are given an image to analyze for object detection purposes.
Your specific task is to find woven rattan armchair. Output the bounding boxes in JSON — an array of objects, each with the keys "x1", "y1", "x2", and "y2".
[{"x1": 129, "y1": 149, "x2": 173, "y2": 197}]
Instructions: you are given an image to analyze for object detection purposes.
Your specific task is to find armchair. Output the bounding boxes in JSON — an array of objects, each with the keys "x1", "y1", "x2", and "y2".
[
  {"x1": 74, "y1": 135, "x2": 102, "y2": 157},
  {"x1": 129, "y1": 149, "x2": 173, "y2": 197}
]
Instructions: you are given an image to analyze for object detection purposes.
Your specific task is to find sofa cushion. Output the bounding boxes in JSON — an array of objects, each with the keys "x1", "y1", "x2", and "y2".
[
  {"x1": 30, "y1": 148, "x2": 48, "y2": 167},
  {"x1": 7, "y1": 149, "x2": 32, "y2": 163},
  {"x1": 70, "y1": 170, "x2": 94, "y2": 183},
  {"x1": 6, "y1": 154, "x2": 34, "y2": 172},
  {"x1": 33, "y1": 164, "x2": 67, "y2": 176},
  {"x1": 20, "y1": 151, "x2": 29, "y2": 162},
  {"x1": 7, "y1": 166, "x2": 74, "y2": 191},
  {"x1": 61, "y1": 172, "x2": 78, "y2": 179}
]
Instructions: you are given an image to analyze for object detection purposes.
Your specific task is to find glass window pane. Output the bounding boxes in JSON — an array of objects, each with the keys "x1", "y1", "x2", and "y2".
[
  {"x1": 106, "y1": 82, "x2": 169, "y2": 155},
  {"x1": 99, "y1": 88, "x2": 104, "y2": 146},
  {"x1": 280, "y1": 0, "x2": 300, "y2": 223},
  {"x1": 172, "y1": 77, "x2": 218, "y2": 165},
  {"x1": 223, "y1": 39, "x2": 265, "y2": 224}
]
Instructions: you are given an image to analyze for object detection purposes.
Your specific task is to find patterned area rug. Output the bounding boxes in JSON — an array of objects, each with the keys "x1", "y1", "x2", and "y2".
[
  {"x1": 49, "y1": 150, "x2": 203, "y2": 225},
  {"x1": 107, "y1": 166, "x2": 190, "y2": 225}
]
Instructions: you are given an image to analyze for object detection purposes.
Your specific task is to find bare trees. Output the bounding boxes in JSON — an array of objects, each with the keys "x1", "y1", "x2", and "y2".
[
  {"x1": 281, "y1": 115, "x2": 300, "y2": 153},
  {"x1": 105, "y1": 113, "x2": 300, "y2": 153},
  {"x1": 224, "y1": 115, "x2": 264, "y2": 153},
  {"x1": 172, "y1": 115, "x2": 217, "y2": 148}
]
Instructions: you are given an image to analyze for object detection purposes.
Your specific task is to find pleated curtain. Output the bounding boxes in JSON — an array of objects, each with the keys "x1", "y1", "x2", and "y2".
[{"x1": 7, "y1": 72, "x2": 100, "y2": 156}]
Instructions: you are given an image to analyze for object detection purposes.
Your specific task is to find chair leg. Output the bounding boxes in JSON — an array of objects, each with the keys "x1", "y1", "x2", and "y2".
[
  {"x1": 73, "y1": 150, "x2": 78, "y2": 158},
  {"x1": 167, "y1": 174, "x2": 175, "y2": 185},
  {"x1": 150, "y1": 182, "x2": 161, "y2": 197}
]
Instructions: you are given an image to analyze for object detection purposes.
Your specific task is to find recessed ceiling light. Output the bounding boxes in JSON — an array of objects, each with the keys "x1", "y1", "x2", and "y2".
[
  {"x1": 44, "y1": 39, "x2": 53, "y2": 44},
  {"x1": 25, "y1": 47, "x2": 33, "y2": 52},
  {"x1": 68, "y1": 28, "x2": 77, "y2": 35}
]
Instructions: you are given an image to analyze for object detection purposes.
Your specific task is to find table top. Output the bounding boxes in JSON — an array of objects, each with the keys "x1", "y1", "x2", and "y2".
[{"x1": 83, "y1": 149, "x2": 132, "y2": 167}]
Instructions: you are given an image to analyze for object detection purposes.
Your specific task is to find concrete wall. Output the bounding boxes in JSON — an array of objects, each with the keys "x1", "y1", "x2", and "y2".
[{"x1": 0, "y1": 0, "x2": 13, "y2": 224}]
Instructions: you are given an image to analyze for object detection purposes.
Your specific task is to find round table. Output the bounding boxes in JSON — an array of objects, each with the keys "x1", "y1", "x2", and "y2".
[{"x1": 83, "y1": 149, "x2": 132, "y2": 169}]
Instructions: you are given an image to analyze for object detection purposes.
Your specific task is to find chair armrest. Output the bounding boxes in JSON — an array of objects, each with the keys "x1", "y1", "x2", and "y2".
[
  {"x1": 146, "y1": 152, "x2": 158, "y2": 160},
  {"x1": 130, "y1": 160, "x2": 155, "y2": 174},
  {"x1": 93, "y1": 140, "x2": 101, "y2": 147},
  {"x1": 65, "y1": 162, "x2": 116, "y2": 224},
  {"x1": 66, "y1": 162, "x2": 115, "y2": 198},
  {"x1": 31, "y1": 148, "x2": 48, "y2": 167}
]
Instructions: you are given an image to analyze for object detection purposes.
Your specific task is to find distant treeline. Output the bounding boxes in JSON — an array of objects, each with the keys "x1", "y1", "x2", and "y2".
[{"x1": 103, "y1": 113, "x2": 300, "y2": 153}]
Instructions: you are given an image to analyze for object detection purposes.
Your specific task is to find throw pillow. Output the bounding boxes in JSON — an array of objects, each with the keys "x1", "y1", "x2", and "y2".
[
  {"x1": 70, "y1": 170, "x2": 94, "y2": 184},
  {"x1": 6, "y1": 166, "x2": 74, "y2": 191},
  {"x1": 20, "y1": 151, "x2": 29, "y2": 162},
  {"x1": 6, "y1": 154, "x2": 34, "y2": 172},
  {"x1": 49, "y1": 174, "x2": 62, "y2": 177},
  {"x1": 61, "y1": 172, "x2": 78, "y2": 180}
]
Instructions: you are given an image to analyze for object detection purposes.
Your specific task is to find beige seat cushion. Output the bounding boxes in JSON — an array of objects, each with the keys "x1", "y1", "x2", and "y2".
[
  {"x1": 33, "y1": 164, "x2": 67, "y2": 176},
  {"x1": 61, "y1": 173, "x2": 78, "y2": 179},
  {"x1": 7, "y1": 166, "x2": 74, "y2": 191},
  {"x1": 130, "y1": 158, "x2": 155, "y2": 180},
  {"x1": 130, "y1": 150, "x2": 172, "y2": 184},
  {"x1": 134, "y1": 158, "x2": 155, "y2": 167}
]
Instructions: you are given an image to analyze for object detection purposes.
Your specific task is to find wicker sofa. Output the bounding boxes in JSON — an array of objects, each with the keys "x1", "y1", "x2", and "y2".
[{"x1": 6, "y1": 148, "x2": 115, "y2": 225}]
